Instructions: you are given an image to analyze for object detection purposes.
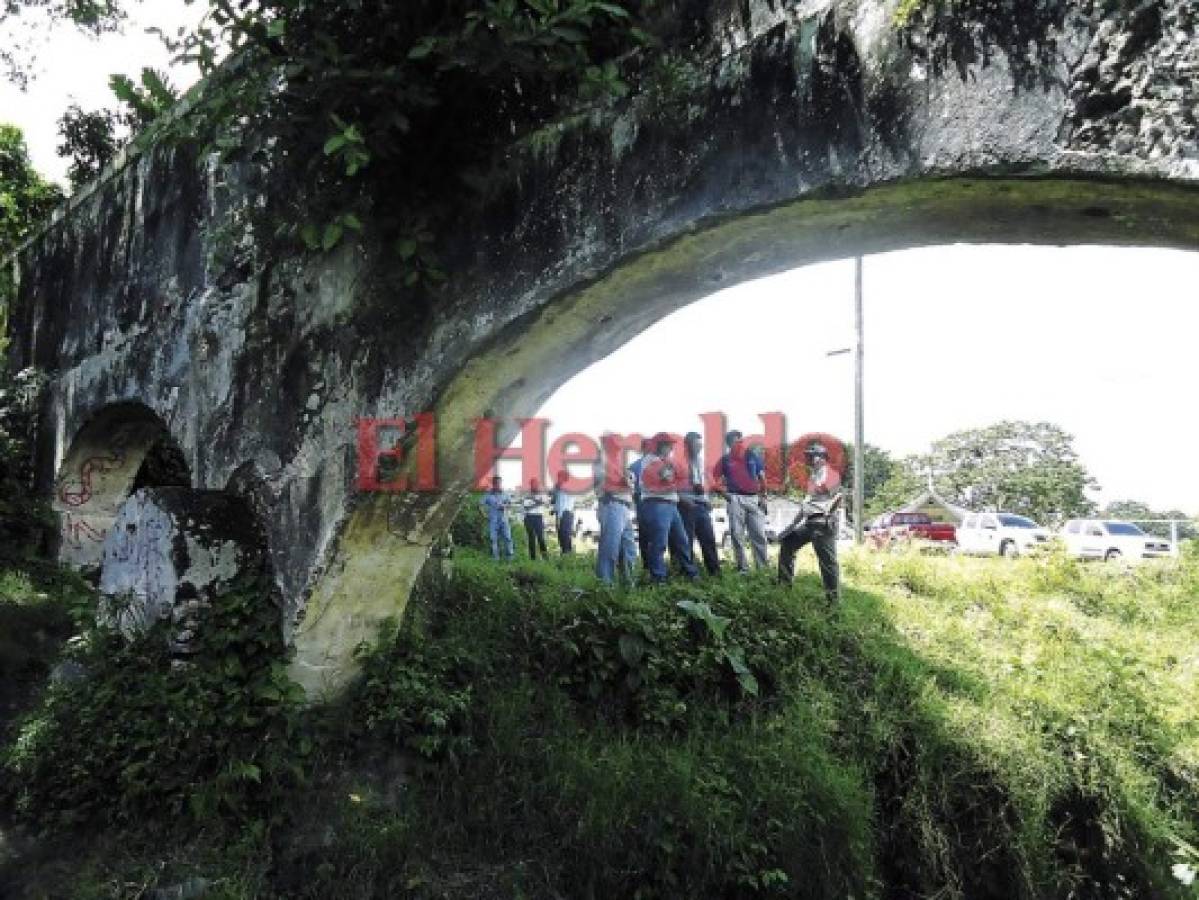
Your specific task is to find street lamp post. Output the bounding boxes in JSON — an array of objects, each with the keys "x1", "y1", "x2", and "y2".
[
  {"x1": 826, "y1": 257, "x2": 866, "y2": 544},
  {"x1": 854, "y1": 257, "x2": 865, "y2": 545}
]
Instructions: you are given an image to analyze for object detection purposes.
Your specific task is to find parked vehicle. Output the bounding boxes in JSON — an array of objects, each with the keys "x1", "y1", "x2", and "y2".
[
  {"x1": 957, "y1": 513, "x2": 1053, "y2": 557},
  {"x1": 868, "y1": 512, "x2": 957, "y2": 550},
  {"x1": 1060, "y1": 519, "x2": 1175, "y2": 562}
]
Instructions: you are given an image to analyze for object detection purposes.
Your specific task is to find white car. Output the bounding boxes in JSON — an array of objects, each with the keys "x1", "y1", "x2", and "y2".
[
  {"x1": 1059, "y1": 519, "x2": 1175, "y2": 562},
  {"x1": 957, "y1": 513, "x2": 1053, "y2": 557}
]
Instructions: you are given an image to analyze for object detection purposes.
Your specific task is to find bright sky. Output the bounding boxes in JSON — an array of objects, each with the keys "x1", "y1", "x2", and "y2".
[
  {"x1": 534, "y1": 246, "x2": 1199, "y2": 514},
  {"x1": 3, "y1": 5, "x2": 1197, "y2": 516},
  {"x1": 0, "y1": 2, "x2": 205, "y2": 185}
]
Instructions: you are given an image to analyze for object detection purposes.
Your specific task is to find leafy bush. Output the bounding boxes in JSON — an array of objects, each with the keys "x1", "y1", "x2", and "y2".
[
  {"x1": 0, "y1": 368, "x2": 54, "y2": 561},
  {"x1": 5, "y1": 549, "x2": 1197, "y2": 898},
  {"x1": 2, "y1": 574, "x2": 305, "y2": 832},
  {"x1": 448, "y1": 494, "x2": 489, "y2": 550}
]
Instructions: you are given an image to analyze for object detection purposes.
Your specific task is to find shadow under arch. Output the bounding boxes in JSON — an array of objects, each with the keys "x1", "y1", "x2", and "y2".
[
  {"x1": 292, "y1": 174, "x2": 1199, "y2": 696},
  {"x1": 52, "y1": 402, "x2": 190, "y2": 573}
]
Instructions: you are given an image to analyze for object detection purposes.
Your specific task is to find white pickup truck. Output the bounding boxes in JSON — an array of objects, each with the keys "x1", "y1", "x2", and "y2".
[
  {"x1": 1059, "y1": 519, "x2": 1175, "y2": 562},
  {"x1": 957, "y1": 513, "x2": 1053, "y2": 557}
]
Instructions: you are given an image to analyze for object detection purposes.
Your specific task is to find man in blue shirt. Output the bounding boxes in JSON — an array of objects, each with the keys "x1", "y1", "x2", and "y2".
[
  {"x1": 715, "y1": 430, "x2": 769, "y2": 572},
  {"x1": 480, "y1": 475, "x2": 514, "y2": 561},
  {"x1": 627, "y1": 437, "x2": 654, "y2": 570}
]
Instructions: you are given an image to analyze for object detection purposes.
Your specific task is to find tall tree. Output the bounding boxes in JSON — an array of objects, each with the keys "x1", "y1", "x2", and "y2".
[
  {"x1": 928, "y1": 420, "x2": 1097, "y2": 524},
  {"x1": 1103, "y1": 499, "x2": 1197, "y2": 540},
  {"x1": 866, "y1": 454, "x2": 927, "y2": 519},
  {"x1": 840, "y1": 443, "x2": 925, "y2": 520},
  {"x1": 2, "y1": 123, "x2": 64, "y2": 352}
]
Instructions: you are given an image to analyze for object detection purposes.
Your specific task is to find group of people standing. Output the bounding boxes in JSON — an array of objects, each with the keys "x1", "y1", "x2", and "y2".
[
  {"x1": 480, "y1": 473, "x2": 576, "y2": 562},
  {"x1": 479, "y1": 430, "x2": 843, "y2": 602}
]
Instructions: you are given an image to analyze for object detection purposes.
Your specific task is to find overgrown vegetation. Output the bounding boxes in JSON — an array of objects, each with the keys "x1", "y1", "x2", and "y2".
[
  {"x1": 2, "y1": 572, "x2": 304, "y2": 833},
  {"x1": 3, "y1": 544, "x2": 1196, "y2": 898},
  {"x1": 49, "y1": 0, "x2": 655, "y2": 293}
]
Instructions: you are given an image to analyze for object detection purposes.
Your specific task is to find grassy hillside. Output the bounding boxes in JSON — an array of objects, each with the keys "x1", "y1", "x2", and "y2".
[{"x1": 2, "y1": 546, "x2": 1197, "y2": 898}]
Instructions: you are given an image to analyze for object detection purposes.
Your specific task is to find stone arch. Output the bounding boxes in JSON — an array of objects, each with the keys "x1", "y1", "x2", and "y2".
[
  {"x1": 53, "y1": 403, "x2": 190, "y2": 573},
  {"x1": 291, "y1": 174, "x2": 1199, "y2": 696}
]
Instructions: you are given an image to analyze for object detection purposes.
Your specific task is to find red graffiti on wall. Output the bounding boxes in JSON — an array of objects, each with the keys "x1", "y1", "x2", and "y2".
[
  {"x1": 55, "y1": 427, "x2": 141, "y2": 548},
  {"x1": 60, "y1": 512, "x2": 108, "y2": 548}
]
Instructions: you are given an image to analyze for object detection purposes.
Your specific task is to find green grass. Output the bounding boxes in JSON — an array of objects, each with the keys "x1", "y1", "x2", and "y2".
[{"x1": 2, "y1": 547, "x2": 1197, "y2": 898}]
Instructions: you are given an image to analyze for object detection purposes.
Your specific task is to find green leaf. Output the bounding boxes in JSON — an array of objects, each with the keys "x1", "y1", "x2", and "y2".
[
  {"x1": 323, "y1": 134, "x2": 347, "y2": 155},
  {"x1": 322, "y1": 221, "x2": 344, "y2": 251},
  {"x1": 551, "y1": 25, "x2": 586, "y2": 42},
  {"x1": 266, "y1": 19, "x2": 287, "y2": 39}
]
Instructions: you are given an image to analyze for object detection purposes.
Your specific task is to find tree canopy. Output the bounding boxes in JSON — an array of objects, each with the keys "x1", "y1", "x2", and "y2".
[
  {"x1": 1, "y1": 124, "x2": 64, "y2": 347},
  {"x1": 926, "y1": 420, "x2": 1097, "y2": 524}
]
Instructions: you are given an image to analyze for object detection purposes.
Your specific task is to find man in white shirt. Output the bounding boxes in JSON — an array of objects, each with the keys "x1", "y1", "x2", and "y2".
[
  {"x1": 551, "y1": 469, "x2": 576, "y2": 554},
  {"x1": 777, "y1": 443, "x2": 842, "y2": 602},
  {"x1": 678, "y1": 431, "x2": 721, "y2": 575},
  {"x1": 521, "y1": 477, "x2": 549, "y2": 560}
]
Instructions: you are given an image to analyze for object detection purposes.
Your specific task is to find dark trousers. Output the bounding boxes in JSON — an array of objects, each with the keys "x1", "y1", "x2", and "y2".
[
  {"x1": 778, "y1": 518, "x2": 840, "y2": 600},
  {"x1": 641, "y1": 499, "x2": 699, "y2": 582},
  {"x1": 679, "y1": 501, "x2": 721, "y2": 576},
  {"x1": 635, "y1": 500, "x2": 651, "y2": 570},
  {"x1": 556, "y1": 510, "x2": 574, "y2": 553},
  {"x1": 524, "y1": 514, "x2": 548, "y2": 559}
]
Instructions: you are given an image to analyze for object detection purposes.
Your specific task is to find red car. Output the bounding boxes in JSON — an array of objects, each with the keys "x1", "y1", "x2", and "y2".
[{"x1": 868, "y1": 512, "x2": 957, "y2": 550}]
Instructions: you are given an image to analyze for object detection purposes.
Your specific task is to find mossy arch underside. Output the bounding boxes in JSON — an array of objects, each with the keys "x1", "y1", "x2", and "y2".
[{"x1": 298, "y1": 174, "x2": 1199, "y2": 697}]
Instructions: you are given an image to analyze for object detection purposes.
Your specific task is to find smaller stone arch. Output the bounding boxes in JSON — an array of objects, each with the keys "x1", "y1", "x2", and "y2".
[{"x1": 53, "y1": 403, "x2": 190, "y2": 573}]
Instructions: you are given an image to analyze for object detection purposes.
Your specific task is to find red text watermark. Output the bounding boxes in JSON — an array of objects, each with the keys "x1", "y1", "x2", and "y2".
[{"x1": 355, "y1": 413, "x2": 846, "y2": 494}]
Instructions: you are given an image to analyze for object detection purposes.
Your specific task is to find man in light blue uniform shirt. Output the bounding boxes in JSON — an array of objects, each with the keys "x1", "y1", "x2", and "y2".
[
  {"x1": 594, "y1": 448, "x2": 637, "y2": 585},
  {"x1": 639, "y1": 433, "x2": 699, "y2": 583},
  {"x1": 480, "y1": 475, "x2": 514, "y2": 560},
  {"x1": 678, "y1": 431, "x2": 722, "y2": 576}
]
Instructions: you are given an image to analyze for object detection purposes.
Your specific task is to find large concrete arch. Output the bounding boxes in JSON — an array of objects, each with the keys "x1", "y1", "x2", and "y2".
[{"x1": 6, "y1": 0, "x2": 1198, "y2": 695}]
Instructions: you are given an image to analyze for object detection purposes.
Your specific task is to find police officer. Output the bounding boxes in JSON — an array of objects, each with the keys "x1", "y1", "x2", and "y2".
[
  {"x1": 480, "y1": 475, "x2": 515, "y2": 561},
  {"x1": 777, "y1": 442, "x2": 842, "y2": 602},
  {"x1": 551, "y1": 469, "x2": 576, "y2": 554},
  {"x1": 627, "y1": 437, "x2": 654, "y2": 569},
  {"x1": 594, "y1": 442, "x2": 638, "y2": 585},
  {"x1": 639, "y1": 432, "x2": 699, "y2": 583},
  {"x1": 521, "y1": 477, "x2": 550, "y2": 560},
  {"x1": 678, "y1": 431, "x2": 721, "y2": 576}
]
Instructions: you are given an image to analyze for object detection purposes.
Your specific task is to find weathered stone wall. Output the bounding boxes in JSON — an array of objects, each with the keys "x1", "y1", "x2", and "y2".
[
  {"x1": 7, "y1": 0, "x2": 1199, "y2": 696},
  {"x1": 98, "y1": 487, "x2": 273, "y2": 655}
]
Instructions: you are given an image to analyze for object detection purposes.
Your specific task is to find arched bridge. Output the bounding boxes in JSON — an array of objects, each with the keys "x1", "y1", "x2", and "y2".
[{"x1": 6, "y1": 0, "x2": 1198, "y2": 696}]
